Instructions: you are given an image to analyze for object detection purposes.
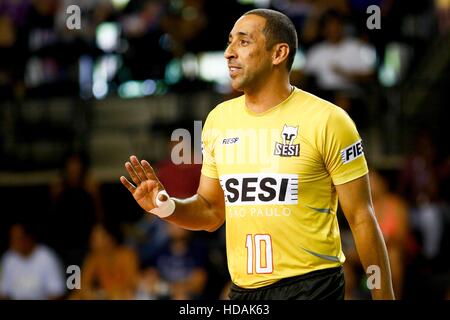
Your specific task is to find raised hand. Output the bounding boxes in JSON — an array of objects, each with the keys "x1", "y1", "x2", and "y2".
[{"x1": 120, "y1": 155, "x2": 165, "y2": 212}]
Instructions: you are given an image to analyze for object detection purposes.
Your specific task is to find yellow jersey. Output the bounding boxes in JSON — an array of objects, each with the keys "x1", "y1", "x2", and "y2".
[{"x1": 201, "y1": 87, "x2": 368, "y2": 289}]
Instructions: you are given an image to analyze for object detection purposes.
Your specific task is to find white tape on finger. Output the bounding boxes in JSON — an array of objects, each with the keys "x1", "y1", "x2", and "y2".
[{"x1": 148, "y1": 190, "x2": 175, "y2": 218}]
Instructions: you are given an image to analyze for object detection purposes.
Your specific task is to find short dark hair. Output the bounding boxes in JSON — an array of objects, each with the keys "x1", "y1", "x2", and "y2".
[{"x1": 244, "y1": 9, "x2": 298, "y2": 72}]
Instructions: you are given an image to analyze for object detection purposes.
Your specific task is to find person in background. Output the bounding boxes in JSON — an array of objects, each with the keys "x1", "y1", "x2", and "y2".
[
  {"x1": 136, "y1": 224, "x2": 207, "y2": 300},
  {"x1": 370, "y1": 169, "x2": 409, "y2": 299},
  {"x1": 343, "y1": 168, "x2": 409, "y2": 299},
  {"x1": 48, "y1": 152, "x2": 104, "y2": 268},
  {"x1": 399, "y1": 131, "x2": 444, "y2": 262},
  {"x1": 72, "y1": 224, "x2": 139, "y2": 300},
  {"x1": 0, "y1": 223, "x2": 66, "y2": 300},
  {"x1": 302, "y1": 9, "x2": 376, "y2": 94}
]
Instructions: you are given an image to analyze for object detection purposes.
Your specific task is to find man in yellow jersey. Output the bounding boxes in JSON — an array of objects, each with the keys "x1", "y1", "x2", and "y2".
[{"x1": 120, "y1": 9, "x2": 395, "y2": 300}]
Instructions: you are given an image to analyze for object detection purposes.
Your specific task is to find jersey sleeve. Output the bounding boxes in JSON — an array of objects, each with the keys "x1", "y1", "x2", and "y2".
[
  {"x1": 201, "y1": 110, "x2": 219, "y2": 179},
  {"x1": 320, "y1": 107, "x2": 369, "y2": 185}
]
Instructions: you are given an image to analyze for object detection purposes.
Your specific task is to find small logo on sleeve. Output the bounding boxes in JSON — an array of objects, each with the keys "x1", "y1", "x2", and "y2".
[{"x1": 341, "y1": 140, "x2": 364, "y2": 164}]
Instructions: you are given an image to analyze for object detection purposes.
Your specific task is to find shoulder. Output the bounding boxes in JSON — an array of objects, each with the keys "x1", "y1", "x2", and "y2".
[
  {"x1": 307, "y1": 41, "x2": 329, "y2": 55},
  {"x1": 342, "y1": 38, "x2": 375, "y2": 55},
  {"x1": 1, "y1": 250, "x2": 17, "y2": 267},
  {"x1": 205, "y1": 94, "x2": 245, "y2": 122},
  {"x1": 34, "y1": 245, "x2": 61, "y2": 263},
  {"x1": 295, "y1": 90, "x2": 359, "y2": 145},
  {"x1": 294, "y1": 89, "x2": 343, "y2": 120}
]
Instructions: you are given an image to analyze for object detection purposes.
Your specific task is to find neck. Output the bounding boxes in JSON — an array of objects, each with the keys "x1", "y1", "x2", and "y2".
[{"x1": 244, "y1": 75, "x2": 293, "y2": 114}]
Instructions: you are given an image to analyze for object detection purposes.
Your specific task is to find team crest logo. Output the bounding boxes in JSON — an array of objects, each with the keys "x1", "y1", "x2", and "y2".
[{"x1": 274, "y1": 125, "x2": 300, "y2": 157}]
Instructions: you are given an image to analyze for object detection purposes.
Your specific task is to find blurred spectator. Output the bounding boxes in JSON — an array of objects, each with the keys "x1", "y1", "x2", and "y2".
[
  {"x1": 302, "y1": 9, "x2": 376, "y2": 93},
  {"x1": 0, "y1": 0, "x2": 29, "y2": 99},
  {"x1": 48, "y1": 152, "x2": 104, "y2": 267},
  {"x1": 299, "y1": 9, "x2": 376, "y2": 128},
  {"x1": 342, "y1": 168, "x2": 410, "y2": 299},
  {"x1": 370, "y1": 169, "x2": 410, "y2": 298},
  {"x1": 435, "y1": 0, "x2": 450, "y2": 34},
  {"x1": 400, "y1": 131, "x2": 441, "y2": 205},
  {"x1": 72, "y1": 224, "x2": 139, "y2": 300},
  {"x1": 398, "y1": 131, "x2": 445, "y2": 261},
  {"x1": 395, "y1": 130, "x2": 450, "y2": 299},
  {"x1": 0, "y1": 223, "x2": 66, "y2": 300},
  {"x1": 121, "y1": 0, "x2": 171, "y2": 80},
  {"x1": 274, "y1": 0, "x2": 350, "y2": 47},
  {"x1": 124, "y1": 213, "x2": 170, "y2": 268},
  {"x1": 136, "y1": 224, "x2": 207, "y2": 300},
  {"x1": 160, "y1": 0, "x2": 207, "y2": 57}
]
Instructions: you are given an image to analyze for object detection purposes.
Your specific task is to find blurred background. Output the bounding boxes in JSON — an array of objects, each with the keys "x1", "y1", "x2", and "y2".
[{"x1": 0, "y1": 0, "x2": 449, "y2": 300}]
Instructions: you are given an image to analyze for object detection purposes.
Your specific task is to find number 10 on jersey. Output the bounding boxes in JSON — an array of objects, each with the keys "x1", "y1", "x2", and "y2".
[{"x1": 245, "y1": 234, "x2": 274, "y2": 274}]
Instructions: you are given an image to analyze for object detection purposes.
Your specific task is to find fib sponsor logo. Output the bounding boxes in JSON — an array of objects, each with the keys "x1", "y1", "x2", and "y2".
[{"x1": 341, "y1": 140, "x2": 364, "y2": 164}]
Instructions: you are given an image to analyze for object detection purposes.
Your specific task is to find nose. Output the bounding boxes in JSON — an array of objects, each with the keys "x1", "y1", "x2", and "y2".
[{"x1": 224, "y1": 42, "x2": 236, "y2": 60}]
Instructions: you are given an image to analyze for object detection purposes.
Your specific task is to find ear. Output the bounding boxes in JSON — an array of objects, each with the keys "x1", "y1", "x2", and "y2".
[
  {"x1": 272, "y1": 43, "x2": 290, "y2": 67},
  {"x1": 283, "y1": 124, "x2": 287, "y2": 129}
]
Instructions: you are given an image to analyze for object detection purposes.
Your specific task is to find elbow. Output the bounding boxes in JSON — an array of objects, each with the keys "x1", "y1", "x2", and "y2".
[
  {"x1": 347, "y1": 206, "x2": 377, "y2": 230},
  {"x1": 203, "y1": 204, "x2": 225, "y2": 232},
  {"x1": 205, "y1": 216, "x2": 225, "y2": 233}
]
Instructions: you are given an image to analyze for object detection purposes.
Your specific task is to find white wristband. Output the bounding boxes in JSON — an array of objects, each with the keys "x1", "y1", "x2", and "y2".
[{"x1": 148, "y1": 190, "x2": 175, "y2": 218}]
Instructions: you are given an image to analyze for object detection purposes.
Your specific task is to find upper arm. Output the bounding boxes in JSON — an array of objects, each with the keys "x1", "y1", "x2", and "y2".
[{"x1": 335, "y1": 174, "x2": 376, "y2": 228}]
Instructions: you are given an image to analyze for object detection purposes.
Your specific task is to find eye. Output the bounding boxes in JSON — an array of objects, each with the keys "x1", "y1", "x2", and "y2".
[{"x1": 240, "y1": 39, "x2": 249, "y2": 46}]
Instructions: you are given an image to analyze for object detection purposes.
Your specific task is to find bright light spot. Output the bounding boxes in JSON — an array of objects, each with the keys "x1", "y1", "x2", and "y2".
[
  {"x1": 141, "y1": 79, "x2": 156, "y2": 95},
  {"x1": 379, "y1": 64, "x2": 396, "y2": 87},
  {"x1": 198, "y1": 52, "x2": 229, "y2": 85},
  {"x1": 96, "y1": 22, "x2": 120, "y2": 52},
  {"x1": 118, "y1": 80, "x2": 157, "y2": 98},
  {"x1": 359, "y1": 46, "x2": 377, "y2": 67},
  {"x1": 165, "y1": 59, "x2": 182, "y2": 84},
  {"x1": 118, "y1": 81, "x2": 141, "y2": 98},
  {"x1": 181, "y1": 53, "x2": 199, "y2": 80},
  {"x1": 111, "y1": 0, "x2": 130, "y2": 10},
  {"x1": 93, "y1": 80, "x2": 108, "y2": 99}
]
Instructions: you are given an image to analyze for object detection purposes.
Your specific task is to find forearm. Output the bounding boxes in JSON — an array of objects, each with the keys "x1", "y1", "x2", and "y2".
[
  {"x1": 349, "y1": 211, "x2": 395, "y2": 300},
  {"x1": 163, "y1": 193, "x2": 225, "y2": 232}
]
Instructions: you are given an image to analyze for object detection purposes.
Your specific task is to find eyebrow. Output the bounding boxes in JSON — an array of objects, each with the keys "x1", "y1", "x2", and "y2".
[{"x1": 229, "y1": 31, "x2": 251, "y2": 39}]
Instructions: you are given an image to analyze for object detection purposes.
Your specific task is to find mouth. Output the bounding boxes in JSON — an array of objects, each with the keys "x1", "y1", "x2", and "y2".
[{"x1": 228, "y1": 65, "x2": 242, "y2": 77}]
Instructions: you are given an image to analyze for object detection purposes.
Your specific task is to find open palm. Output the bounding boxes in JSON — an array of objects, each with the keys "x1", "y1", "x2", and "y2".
[{"x1": 120, "y1": 155, "x2": 164, "y2": 212}]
